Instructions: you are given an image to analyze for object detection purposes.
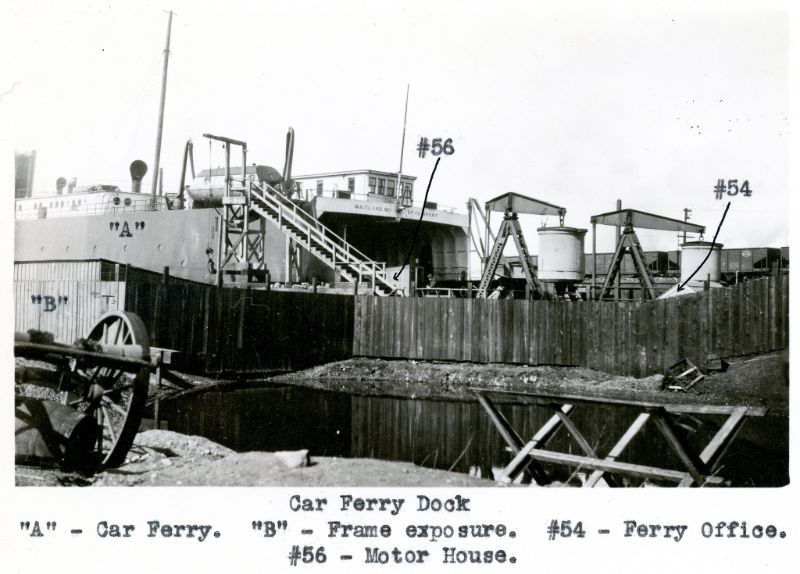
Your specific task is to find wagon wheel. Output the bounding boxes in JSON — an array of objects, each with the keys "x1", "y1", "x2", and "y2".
[{"x1": 64, "y1": 312, "x2": 150, "y2": 469}]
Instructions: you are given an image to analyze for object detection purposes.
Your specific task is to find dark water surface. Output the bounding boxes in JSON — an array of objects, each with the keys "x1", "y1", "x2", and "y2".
[{"x1": 154, "y1": 383, "x2": 788, "y2": 486}]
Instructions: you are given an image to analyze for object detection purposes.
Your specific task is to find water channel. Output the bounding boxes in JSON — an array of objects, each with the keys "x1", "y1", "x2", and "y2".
[{"x1": 154, "y1": 383, "x2": 788, "y2": 486}]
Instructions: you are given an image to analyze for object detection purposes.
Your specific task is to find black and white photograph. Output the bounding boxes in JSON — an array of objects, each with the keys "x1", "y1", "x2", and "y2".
[{"x1": 2, "y1": 0, "x2": 796, "y2": 571}]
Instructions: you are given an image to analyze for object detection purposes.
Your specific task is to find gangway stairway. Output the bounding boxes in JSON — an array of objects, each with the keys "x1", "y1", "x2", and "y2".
[
  {"x1": 247, "y1": 181, "x2": 400, "y2": 296},
  {"x1": 204, "y1": 131, "x2": 400, "y2": 296}
]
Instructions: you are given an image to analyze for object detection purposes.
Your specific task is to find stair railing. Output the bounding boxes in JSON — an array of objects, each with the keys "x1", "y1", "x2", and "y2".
[{"x1": 248, "y1": 181, "x2": 397, "y2": 292}]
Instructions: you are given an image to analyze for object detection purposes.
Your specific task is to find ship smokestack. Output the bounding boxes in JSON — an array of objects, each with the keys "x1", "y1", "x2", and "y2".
[
  {"x1": 282, "y1": 127, "x2": 294, "y2": 195},
  {"x1": 130, "y1": 160, "x2": 148, "y2": 194},
  {"x1": 67, "y1": 178, "x2": 77, "y2": 194},
  {"x1": 56, "y1": 177, "x2": 66, "y2": 195}
]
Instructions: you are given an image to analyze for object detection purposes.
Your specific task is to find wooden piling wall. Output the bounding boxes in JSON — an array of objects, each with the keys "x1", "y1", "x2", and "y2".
[
  {"x1": 353, "y1": 276, "x2": 789, "y2": 376},
  {"x1": 124, "y1": 283, "x2": 355, "y2": 373}
]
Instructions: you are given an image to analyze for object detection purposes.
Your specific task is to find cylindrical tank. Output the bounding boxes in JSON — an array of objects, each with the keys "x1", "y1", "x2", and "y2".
[
  {"x1": 187, "y1": 165, "x2": 283, "y2": 206},
  {"x1": 537, "y1": 226, "x2": 587, "y2": 282},
  {"x1": 680, "y1": 241, "x2": 722, "y2": 285}
]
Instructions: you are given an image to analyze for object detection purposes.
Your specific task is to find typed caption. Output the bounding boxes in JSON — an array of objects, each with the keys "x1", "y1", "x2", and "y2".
[{"x1": 16, "y1": 492, "x2": 789, "y2": 568}]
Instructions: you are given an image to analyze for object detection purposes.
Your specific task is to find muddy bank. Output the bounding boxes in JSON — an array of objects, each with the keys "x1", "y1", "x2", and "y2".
[{"x1": 269, "y1": 353, "x2": 787, "y2": 413}]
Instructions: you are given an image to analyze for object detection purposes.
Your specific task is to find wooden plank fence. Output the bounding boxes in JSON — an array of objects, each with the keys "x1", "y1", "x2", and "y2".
[
  {"x1": 353, "y1": 276, "x2": 789, "y2": 377},
  {"x1": 125, "y1": 284, "x2": 355, "y2": 374}
]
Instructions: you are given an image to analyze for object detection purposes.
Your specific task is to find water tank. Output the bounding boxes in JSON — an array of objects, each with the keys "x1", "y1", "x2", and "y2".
[
  {"x1": 680, "y1": 241, "x2": 722, "y2": 285},
  {"x1": 537, "y1": 226, "x2": 587, "y2": 282}
]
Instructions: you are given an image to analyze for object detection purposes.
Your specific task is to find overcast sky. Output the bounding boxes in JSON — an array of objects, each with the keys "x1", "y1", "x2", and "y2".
[{"x1": 2, "y1": 0, "x2": 791, "y2": 252}]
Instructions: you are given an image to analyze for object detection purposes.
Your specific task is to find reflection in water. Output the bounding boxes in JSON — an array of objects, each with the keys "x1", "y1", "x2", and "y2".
[{"x1": 155, "y1": 383, "x2": 788, "y2": 486}]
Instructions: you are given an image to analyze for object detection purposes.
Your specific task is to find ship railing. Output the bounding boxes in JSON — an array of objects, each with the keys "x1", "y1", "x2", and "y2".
[
  {"x1": 415, "y1": 287, "x2": 473, "y2": 298},
  {"x1": 15, "y1": 197, "x2": 170, "y2": 220},
  {"x1": 248, "y1": 182, "x2": 392, "y2": 283}
]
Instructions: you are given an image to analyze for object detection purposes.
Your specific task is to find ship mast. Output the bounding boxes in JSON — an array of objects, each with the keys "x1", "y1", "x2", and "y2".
[
  {"x1": 151, "y1": 10, "x2": 174, "y2": 199},
  {"x1": 395, "y1": 84, "x2": 410, "y2": 210}
]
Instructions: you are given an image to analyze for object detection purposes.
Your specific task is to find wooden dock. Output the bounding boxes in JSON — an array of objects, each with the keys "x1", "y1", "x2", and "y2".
[{"x1": 473, "y1": 387, "x2": 766, "y2": 487}]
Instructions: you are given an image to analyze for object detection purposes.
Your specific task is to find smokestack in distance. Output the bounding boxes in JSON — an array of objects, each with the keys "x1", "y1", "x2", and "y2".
[{"x1": 56, "y1": 177, "x2": 67, "y2": 195}]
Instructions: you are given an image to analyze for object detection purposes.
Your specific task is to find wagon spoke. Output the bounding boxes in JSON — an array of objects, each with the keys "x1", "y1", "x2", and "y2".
[
  {"x1": 101, "y1": 406, "x2": 118, "y2": 444},
  {"x1": 102, "y1": 396, "x2": 129, "y2": 417}
]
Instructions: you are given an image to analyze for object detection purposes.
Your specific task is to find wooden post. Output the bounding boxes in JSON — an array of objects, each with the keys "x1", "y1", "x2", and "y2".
[
  {"x1": 162, "y1": 266, "x2": 170, "y2": 285},
  {"x1": 154, "y1": 356, "x2": 162, "y2": 429},
  {"x1": 214, "y1": 286, "x2": 224, "y2": 373},
  {"x1": 312, "y1": 277, "x2": 318, "y2": 294},
  {"x1": 591, "y1": 221, "x2": 597, "y2": 301},
  {"x1": 236, "y1": 288, "x2": 247, "y2": 350},
  {"x1": 266, "y1": 269, "x2": 271, "y2": 292}
]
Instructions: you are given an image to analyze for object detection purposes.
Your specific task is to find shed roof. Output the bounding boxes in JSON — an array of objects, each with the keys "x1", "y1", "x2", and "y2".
[
  {"x1": 484, "y1": 192, "x2": 565, "y2": 216},
  {"x1": 590, "y1": 208, "x2": 705, "y2": 234}
]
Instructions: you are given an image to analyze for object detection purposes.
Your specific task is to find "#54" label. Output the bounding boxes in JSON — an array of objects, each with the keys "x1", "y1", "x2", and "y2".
[{"x1": 714, "y1": 179, "x2": 753, "y2": 199}]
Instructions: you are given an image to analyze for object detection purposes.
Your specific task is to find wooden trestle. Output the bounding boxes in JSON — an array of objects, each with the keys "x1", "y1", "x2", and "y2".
[{"x1": 473, "y1": 388, "x2": 765, "y2": 487}]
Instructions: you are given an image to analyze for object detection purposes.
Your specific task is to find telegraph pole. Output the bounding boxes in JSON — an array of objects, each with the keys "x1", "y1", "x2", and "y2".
[{"x1": 683, "y1": 207, "x2": 692, "y2": 244}]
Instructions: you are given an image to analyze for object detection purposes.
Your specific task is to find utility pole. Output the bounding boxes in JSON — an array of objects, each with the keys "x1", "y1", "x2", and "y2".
[{"x1": 683, "y1": 207, "x2": 692, "y2": 244}]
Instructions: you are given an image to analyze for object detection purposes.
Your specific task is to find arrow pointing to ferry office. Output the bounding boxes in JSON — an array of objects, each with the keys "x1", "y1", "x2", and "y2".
[{"x1": 676, "y1": 201, "x2": 730, "y2": 291}]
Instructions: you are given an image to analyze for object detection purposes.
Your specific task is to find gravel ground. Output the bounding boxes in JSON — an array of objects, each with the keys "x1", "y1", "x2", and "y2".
[{"x1": 16, "y1": 430, "x2": 495, "y2": 487}]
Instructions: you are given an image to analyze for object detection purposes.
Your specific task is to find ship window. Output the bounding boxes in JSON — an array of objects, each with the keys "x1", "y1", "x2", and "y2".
[
  {"x1": 369, "y1": 177, "x2": 376, "y2": 194},
  {"x1": 124, "y1": 198, "x2": 132, "y2": 206},
  {"x1": 378, "y1": 178, "x2": 386, "y2": 195},
  {"x1": 404, "y1": 182, "x2": 413, "y2": 197},
  {"x1": 316, "y1": 180, "x2": 323, "y2": 196},
  {"x1": 347, "y1": 177, "x2": 355, "y2": 193},
  {"x1": 113, "y1": 197, "x2": 121, "y2": 206},
  {"x1": 387, "y1": 179, "x2": 396, "y2": 196}
]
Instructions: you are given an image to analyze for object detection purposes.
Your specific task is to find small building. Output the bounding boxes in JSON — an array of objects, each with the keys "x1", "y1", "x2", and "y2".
[{"x1": 293, "y1": 170, "x2": 415, "y2": 205}]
